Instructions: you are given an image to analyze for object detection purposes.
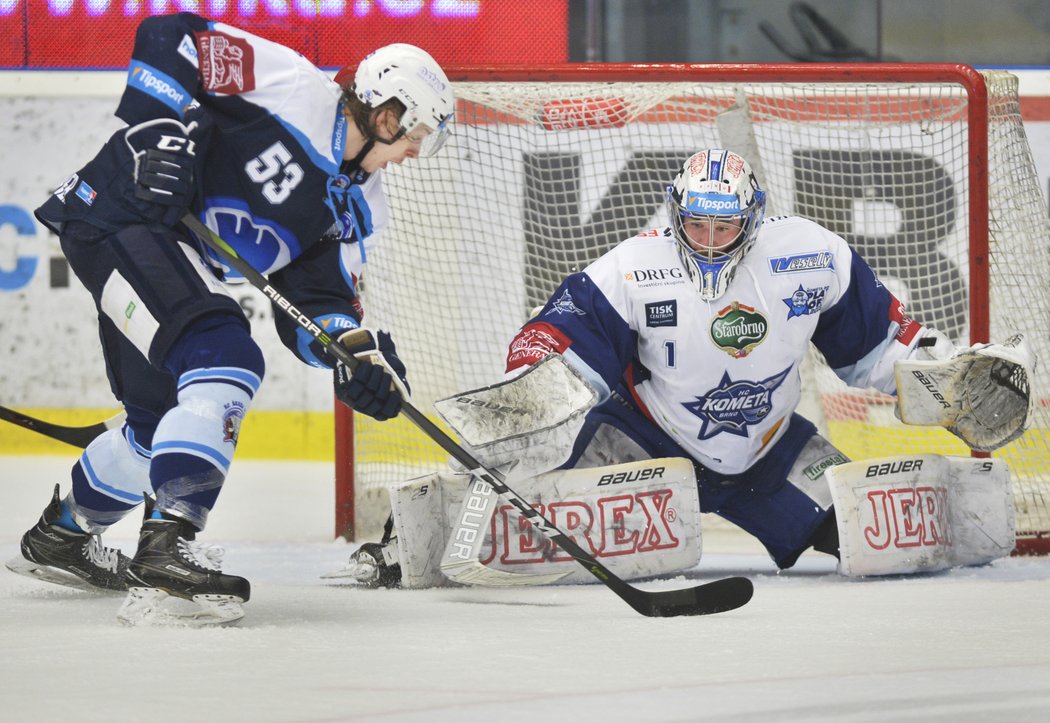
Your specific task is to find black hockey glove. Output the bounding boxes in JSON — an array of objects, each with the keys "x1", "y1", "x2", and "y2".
[
  {"x1": 122, "y1": 108, "x2": 209, "y2": 227},
  {"x1": 333, "y1": 329, "x2": 410, "y2": 421}
]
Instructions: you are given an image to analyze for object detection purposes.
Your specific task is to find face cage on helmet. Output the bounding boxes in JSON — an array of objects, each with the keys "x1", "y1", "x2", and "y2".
[
  {"x1": 668, "y1": 194, "x2": 766, "y2": 301},
  {"x1": 372, "y1": 116, "x2": 452, "y2": 158}
]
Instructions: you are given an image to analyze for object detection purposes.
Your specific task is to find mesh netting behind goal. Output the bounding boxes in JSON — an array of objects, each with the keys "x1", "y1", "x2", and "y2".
[{"x1": 337, "y1": 64, "x2": 1050, "y2": 552}]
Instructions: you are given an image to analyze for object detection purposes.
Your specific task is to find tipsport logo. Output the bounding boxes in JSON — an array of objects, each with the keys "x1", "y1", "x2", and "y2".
[{"x1": 128, "y1": 63, "x2": 191, "y2": 114}]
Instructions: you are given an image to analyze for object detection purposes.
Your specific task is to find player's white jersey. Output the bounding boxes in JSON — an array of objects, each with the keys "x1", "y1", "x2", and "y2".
[{"x1": 508, "y1": 215, "x2": 926, "y2": 474}]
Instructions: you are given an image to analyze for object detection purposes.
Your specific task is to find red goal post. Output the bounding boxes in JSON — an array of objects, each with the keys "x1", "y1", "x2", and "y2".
[{"x1": 335, "y1": 63, "x2": 1050, "y2": 554}]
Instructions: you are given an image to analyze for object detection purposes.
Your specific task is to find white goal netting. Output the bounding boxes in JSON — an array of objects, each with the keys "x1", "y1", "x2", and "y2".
[{"x1": 342, "y1": 66, "x2": 1050, "y2": 551}]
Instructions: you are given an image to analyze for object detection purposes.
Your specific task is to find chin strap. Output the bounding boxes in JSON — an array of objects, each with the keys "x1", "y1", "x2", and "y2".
[{"x1": 341, "y1": 138, "x2": 374, "y2": 175}]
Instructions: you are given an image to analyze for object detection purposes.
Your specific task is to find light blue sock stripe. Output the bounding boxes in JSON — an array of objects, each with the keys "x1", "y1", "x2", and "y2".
[
  {"x1": 80, "y1": 452, "x2": 143, "y2": 504},
  {"x1": 122, "y1": 424, "x2": 152, "y2": 459},
  {"x1": 177, "y1": 367, "x2": 262, "y2": 395},
  {"x1": 152, "y1": 441, "x2": 232, "y2": 474}
]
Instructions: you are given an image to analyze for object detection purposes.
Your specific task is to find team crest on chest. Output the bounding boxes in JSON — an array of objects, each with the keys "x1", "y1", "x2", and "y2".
[
  {"x1": 682, "y1": 366, "x2": 791, "y2": 440},
  {"x1": 710, "y1": 302, "x2": 767, "y2": 358}
]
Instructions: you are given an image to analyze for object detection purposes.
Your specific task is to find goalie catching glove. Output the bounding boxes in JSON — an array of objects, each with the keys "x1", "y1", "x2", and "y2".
[
  {"x1": 895, "y1": 333, "x2": 1035, "y2": 452},
  {"x1": 333, "y1": 328, "x2": 410, "y2": 421}
]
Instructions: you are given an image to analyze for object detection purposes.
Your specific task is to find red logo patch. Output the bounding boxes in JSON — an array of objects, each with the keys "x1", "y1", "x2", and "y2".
[
  {"x1": 888, "y1": 293, "x2": 921, "y2": 346},
  {"x1": 506, "y1": 322, "x2": 572, "y2": 372},
  {"x1": 196, "y1": 32, "x2": 255, "y2": 94}
]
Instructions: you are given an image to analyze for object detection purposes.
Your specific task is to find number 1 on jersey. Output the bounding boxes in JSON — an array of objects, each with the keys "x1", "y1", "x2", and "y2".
[{"x1": 664, "y1": 340, "x2": 676, "y2": 368}]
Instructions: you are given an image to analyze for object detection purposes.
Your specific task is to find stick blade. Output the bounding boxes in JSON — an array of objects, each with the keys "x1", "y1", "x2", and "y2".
[
  {"x1": 0, "y1": 405, "x2": 124, "y2": 449},
  {"x1": 626, "y1": 576, "x2": 754, "y2": 617},
  {"x1": 441, "y1": 559, "x2": 572, "y2": 587}
]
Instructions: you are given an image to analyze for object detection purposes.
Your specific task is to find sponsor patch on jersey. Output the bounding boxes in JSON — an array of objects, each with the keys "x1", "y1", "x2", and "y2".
[
  {"x1": 889, "y1": 293, "x2": 922, "y2": 345},
  {"x1": 768, "y1": 251, "x2": 835, "y2": 275},
  {"x1": 178, "y1": 34, "x2": 199, "y2": 67},
  {"x1": 53, "y1": 173, "x2": 79, "y2": 202},
  {"x1": 319, "y1": 314, "x2": 359, "y2": 334},
  {"x1": 127, "y1": 62, "x2": 193, "y2": 115},
  {"x1": 783, "y1": 284, "x2": 829, "y2": 319},
  {"x1": 682, "y1": 366, "x2": 792, "y2": 440},
  {"x1": 645, "y1": 300, "x2": 678, "y2": 327},
  {"x1": 710, "y1": 302, "x2": 767, "y2": 358},
  {"x1": 506, "y1": 322, "x2": 573, "y2": 372},
  {"x1": 74, "y1": 181, "x2": 96, "y2": 206},
  {"x1": 197, "y1": 31, "x2": 255, "y2": 94},
  {"x1": 624, "y1": 266, "x2": 685, "y2": 288},
  {"x1": 551, "y1": 289, "x2": 585, "y2": 316}
]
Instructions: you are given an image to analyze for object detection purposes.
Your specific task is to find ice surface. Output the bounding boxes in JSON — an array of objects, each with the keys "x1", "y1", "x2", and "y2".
[{"x1": 2, "y1": 456, "x2": 1049, "y2": 722}]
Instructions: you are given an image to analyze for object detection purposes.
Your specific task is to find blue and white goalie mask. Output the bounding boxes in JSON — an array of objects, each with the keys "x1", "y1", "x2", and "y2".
[{"x1": 667, "y1": 149, "x2": 766, "y2": 301}]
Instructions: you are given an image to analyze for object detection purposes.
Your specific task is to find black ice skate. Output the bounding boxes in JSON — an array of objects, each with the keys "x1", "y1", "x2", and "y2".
[
  {"x1": 117, "y1": 496, "x2": 250, "y2": 627},
  {"x1": 5, "y1": 484, "x2": 129, "y2": 593},
  {"x1": 322, "y1": 541, "x2": 402, "y2": 588}
]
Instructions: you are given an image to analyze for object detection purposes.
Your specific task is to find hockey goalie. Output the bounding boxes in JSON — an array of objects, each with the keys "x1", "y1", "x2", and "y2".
[{"x1": 329, "y1": 149, "x2": 1036, "y2": 588}]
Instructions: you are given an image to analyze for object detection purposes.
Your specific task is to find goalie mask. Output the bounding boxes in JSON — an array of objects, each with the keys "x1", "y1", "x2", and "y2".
[
  {"x1": 667, "y1": 149, "x2": 766, "y2": 301},
  {"x1": 343, "y1": 43, "x2": 454, "y2": 157}
]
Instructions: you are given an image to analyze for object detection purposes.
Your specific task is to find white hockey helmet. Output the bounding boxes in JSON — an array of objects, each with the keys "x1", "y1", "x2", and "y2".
[
  {"x1": 351, "y1": 43, "x2": 454, "y2": 157},
  {"x1": 667, "y1": 149, "x2": 766, "y2": 301}
]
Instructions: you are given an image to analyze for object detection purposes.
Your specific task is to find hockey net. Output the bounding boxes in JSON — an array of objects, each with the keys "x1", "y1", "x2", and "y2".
[{"x1": 336, "y1": 64, "x2": 1050, "y2": 554}]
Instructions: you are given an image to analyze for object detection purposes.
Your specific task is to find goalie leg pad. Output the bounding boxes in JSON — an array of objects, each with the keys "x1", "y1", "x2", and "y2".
[
  {"x1": 386, "y1": 458, "x2": 703, "y2": 588},
  {"x1": 827, "y1": 454, "x2": 1015, "y2": 576}
]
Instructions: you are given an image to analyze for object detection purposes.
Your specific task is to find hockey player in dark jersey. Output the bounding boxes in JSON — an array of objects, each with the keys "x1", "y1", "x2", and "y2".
[{"x1": 5, "y1": 13, "x2": 454, "y2": 625}]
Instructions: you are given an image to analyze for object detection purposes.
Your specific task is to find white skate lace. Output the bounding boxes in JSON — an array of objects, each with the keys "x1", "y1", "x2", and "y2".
[
  {"x1": 83, "y1": 535, "x2": 120, "y2": 573},
  {"x1": 177, "y1": 538, "x2": 225, "y2": 571}
]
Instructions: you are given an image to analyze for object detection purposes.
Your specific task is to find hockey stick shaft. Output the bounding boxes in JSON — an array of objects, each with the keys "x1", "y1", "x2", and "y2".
[
  {"x1": 0, "y1": 405, "x2": 125, "y2": 449},
  {"x1": 182, "y1": 213, "x2": 753, "y2": 617}
]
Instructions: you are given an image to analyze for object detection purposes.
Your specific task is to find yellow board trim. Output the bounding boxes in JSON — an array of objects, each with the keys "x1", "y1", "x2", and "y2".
[
  {"x1": 3, "y1": 409, "x2": 1044, "y2": 470},
  {"x1": 0, "y1": 408, "x2": 336, "y2": 460}
]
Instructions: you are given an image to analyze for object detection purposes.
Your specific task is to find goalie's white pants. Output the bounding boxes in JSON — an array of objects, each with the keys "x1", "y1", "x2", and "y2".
[{"x1": 567, "y1": 397, "x2": 841, "y2": 568}]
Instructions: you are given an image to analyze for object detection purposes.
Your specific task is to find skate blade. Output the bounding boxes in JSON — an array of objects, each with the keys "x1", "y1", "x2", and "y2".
[
  {"x1": 320, "y1": 560, "x2": 376, "y2": 581},
  {"x1": 5, "y1": 554, "x2": 123, "y2": 595},
  {"x1": 117, "y1": 587, "x2": 246, "y2": 627}
]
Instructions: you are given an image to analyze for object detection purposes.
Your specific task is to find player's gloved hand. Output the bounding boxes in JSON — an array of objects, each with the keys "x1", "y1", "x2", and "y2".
[
  {"x1": 333, "y1": 329, "x2": 410, "y2": 421},
  {"x1": 122, "y1": 106, "x2": 210, "y2": 226}
]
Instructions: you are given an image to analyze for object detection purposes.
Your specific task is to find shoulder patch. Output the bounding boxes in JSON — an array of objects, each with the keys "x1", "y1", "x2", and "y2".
[{"x1": 197, "y1": 31, "x2": 255, "y2": 94}]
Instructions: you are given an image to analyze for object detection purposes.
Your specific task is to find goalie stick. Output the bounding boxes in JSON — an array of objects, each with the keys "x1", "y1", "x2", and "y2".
[
  {"x1": 0, "y1": 405, "x2": 125, "y2": 448},
  {"x1": 181, "y1": 213, "x2": 754, "y2": 617}
]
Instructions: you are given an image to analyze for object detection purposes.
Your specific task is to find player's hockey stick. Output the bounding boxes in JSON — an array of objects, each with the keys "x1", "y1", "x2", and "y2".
[
  {"x1": 0, "y1": 405, "x2": 125, "y2": 448},
  {"x1": 182, "y1": 213, "x2": 753, "y2": 617}
]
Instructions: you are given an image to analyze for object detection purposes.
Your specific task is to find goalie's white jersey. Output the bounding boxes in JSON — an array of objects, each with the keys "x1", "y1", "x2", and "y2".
[{"x1": 509, "y1": 215, "x2": 930, "y2": 475}]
